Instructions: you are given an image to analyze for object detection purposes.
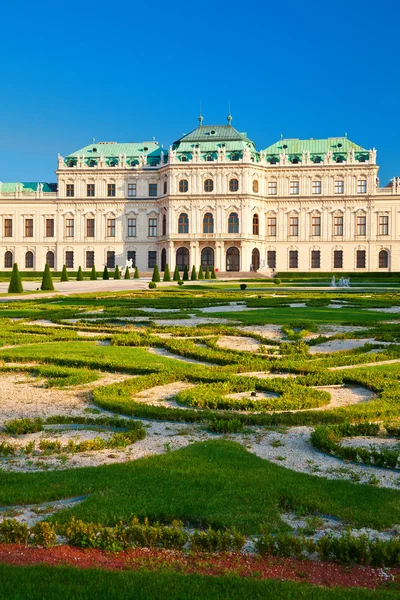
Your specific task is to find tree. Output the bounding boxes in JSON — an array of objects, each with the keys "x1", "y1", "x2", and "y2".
[
  {"x1": 41, "y1": 263, "x2": 54, "y2": 291},
  {"x1": 173, "y1": 265, "x2": 180, "y2": 281},
  {"x1": 163, "y1": 264, "x2": 171, "y2": 282},
  {"x1": 8, "y1": 263, "x2": 23, "y2": 294},
  {"x1": 134, "y1": 266, "x2": 140, "y2": 279},
  {"x1": 182, "y1": 265, "x2": 189, "y2": 281},
  {"x1": 103, "y1": 266, "x2": 109, "y2": 280},
  {"x1": 152, "y1": 265, "x2": 160, "y2": 282},
  {"x1": 124, "y1": 266, "x2": 130, "y2": 280},
  {"x1": 198, "y1": 265, "x2": 204, "y2": 280},
  {"x1": 190, "y1": 265, "x2": 197, "y2": 281},
  {"x1": 114, "y1": 265, "x2": 121, "y2": 280},
  {"x1": 76, "y1": 266, "x2": 84, "y2": 281},
  {"x1": 60, "y1": 265, "x2": 68, "y2": 282},
  {"x1": 211, "y1": 266, "x2": 217, "y2": 279},
  {"x1": 205, "y1": 265, "x2": 210, "y2": 279},
  {"x1": 90, "y1": 265, "x2": 97, "y2": 280}
]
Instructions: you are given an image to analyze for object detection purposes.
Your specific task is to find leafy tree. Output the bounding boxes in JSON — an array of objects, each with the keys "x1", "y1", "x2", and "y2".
[
  {"x1": 114, "y1": 265, "x2": 121, "y2": 280},
  {"x1": 163, "y1": 264, "x2": 171, "y2": 282},
  {"x1": 134, "y1": 266, "x2": 140, "y2": 279},
  {"x1": 90, "y1": 265, "x2": 97, "y2": 280},
  {"x1": 103, "y1": 266, "x2": 109, "y2": 280},
  {"x1": 152, "y1": 265, "x2": 160, "y2": 282},
  {"x1": 124, "y1": 266, "x2": 130, "y2": 280},
  {"x1": 40, "y1": 263, "x2": 54, "y2": 291},
  {"x1": 182, "y1": 265, "x2": 189, "y2": 281},
  {"x1": 76, "y1": 266, "x2": 84, "y2": 281},
  {"x1": 191, "y1": 265, "x2": 197, "y2": 281},
  {"x1": 198, "y1": 265, "x2": 204, "y2": 280},
  {"x1": 205, "y1": 265, "x2": 210, "y2": 279},
  {"x1": 8, "y1": 263, "x2": 23, "y2": 294},
  {"x1": 211, "y1": 266, "x2": 217, "y2": 279},
  {"x1": 173, "y1": 265, "x2": 180, "y2": 281},
  {"x1": 60, "y1": 265, "x2": 68, "y2": 282}
]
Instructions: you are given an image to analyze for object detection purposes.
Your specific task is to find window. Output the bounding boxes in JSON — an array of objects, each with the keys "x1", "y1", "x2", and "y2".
[
  {"x1": 46, "y1": 218, "x2": 54, "y2": 237},
  {"x1": 65, "y1": 219, "x2": 74, "y2": 237},
  {"x1": 149, "y1": 183, "x2": 157, "y2": 197},
  {"x1": 228, "y1": 212, "x2": 239, "y2": 234},
  {"x1": 356, "y1": 250, "x2": 366, "y2": 268},
  {"x1": 181, "y1": 155, "x2": 187, "y2": 162},
  {"x1": 229, "y1": 178, "x2": 239, "y2": 192},
  {"x1": 127, "y1": 251, "x2": 136, "y2": 267},
  {"x1": 87, "y1": 184, "x2": 95, "y2": 197},
  {"x1": 128, "y1": 183, "x2": 137, "y2": 197},
  {"x1": 289, "y1": 216, "x2": 299, "y2": 236},
  {"x1": 4, "y1": 219, "x2": 12, "y2": 237},
  {"x1": 4, "y1": 251, "x2": 12, "y2": 268},
  {"x1": 86, "y1": 218, "x2": 95, "y2": 237},
  {"x1": 311, "y1": 250, "x2": 321, "y2": 269},
  {"x1": 25, "y1": 251, "x2": 33, "y2": 268},
  {"x1": 253, "y1": 180, "x2": 259, "y2": 193},
  {"x1": 148, "y1": 251, "x2": 157, "y2": 268},
  {"x1": 356, "y1": 215, "x2": 366, "y2": 236},
  {"x1": 179, "y1": 179, "x2": 188, "y2": 193},
  {"x1": 106, "y1": 251, "x2": 115, "y2": 269},
  {"x1": 378, "y1": 214, "x2": 389, "y2": 236},
  {"x1": 107, "y1": 183, "x2": 116, "y2": 197},
  {"x1": 148, "y1": 218, "x2": 157, "y2": 237},
  {"x1": 65, "y1": 250, "x2": 74, "y2": 268},
  {"x1": 358, "y1": 179, "x2": 367, "y2": 194},
  {"x1": 268, "y1": 217, "x2": 277, "y2": 237},
  {"x1": 268, "y1": 181, "x2": 277, "y2": 195},
  {"x1": 290, "y1": 180, "x2": 299, "y2": 195},
  {"x1": 201, "y1": 247, "x2": 214, "y2": 269},
  {"x1": 335, "y1": 180, "x2": 344, "y2": 194},
  {"x1": 163, "y1": 181, "x2": 167, "y2": 194},
  {"x1": 203, "y1": 212, "x2": 214, "y2": 234},
  {"x1": 107, "y1": 218, "x2": 116, "y2": 237},
  {"x1": 46, "y1": 251, "x2": 54, "y2": 268},
  {"x1": 25, "y1": 219, "x2": 33, "y2": 237},
  {"x1": 204, "y1": 179, "x2": 213, "y2": 192},
  {"x1": 162, "y1": 214, "x2": 167, "y2": 236},
  {"x1": 66, "y1": 184, "x2": 74, "y2": 197},
  {"x1": 379, "y1": 250, "x2": 389, "y2": 268},
  {"x1": 334, "y1": 216, "x2": 343, "y2": 236},
  {"x1": 334, "y1": 250, "x2": 343, "y2": 269},
  {"x1": 86, "y1": 251, "x2": 95, "y2": 268},
  {"x1": 127, "y1": 218, "x2": 136, "y2": 237},
  {"x1": 178, "y1": 213, "x2": 189, "y2": 234},
  {"x1": 312, "y1": 180, "x2": 321, "y2": 194},
  {"x1": 312, "y1": 216, "x2": 321, "y2": 236},
  {"x1": 252, "y1": 214, "x2": 259, "y2": 235},
  {"x1": 289, "y1": 250, "x2": 298, "y2": 269},
  {"x1": 267, "y1": 250, "x2": 276, "y2": 269}
]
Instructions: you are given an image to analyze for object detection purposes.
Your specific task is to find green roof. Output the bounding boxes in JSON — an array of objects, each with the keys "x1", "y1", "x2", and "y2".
[
  {"x1": 263, "y1": 137, "x2": 367, "y2": 155},
  {"x1": 0, "y1": 182, "x2": 56, "y2": 193},
  {"x1": 66, "y1": 141, "x2": 162, "y2": 159},
  {"x1": 172, "y1": 123, "x2": 256, "y2": 159}
]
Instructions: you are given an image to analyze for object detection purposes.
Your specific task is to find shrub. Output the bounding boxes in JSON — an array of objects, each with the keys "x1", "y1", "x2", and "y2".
[
  {"x1": 134, "y1": 266, "x2": 140, "y2": 279},
  {"x1": 31, "y1": 522, "x2": 57, "y2": 548},
  {"x1": 205, "y1": 265, "x2": 210, "y2": 279},
  {"x1": 149, "y1": 282, "x2": 157, "y2": 289},
  {"x1": 191, "y1": 265, "x2": 197, "y2": 281},
  {"x1": 60, "y1": 264, "x2": 69, "y2": 282},
  {"x1": 274, "y1": 278, "x2": 281, "y2": 285},
  {"x1": 198, "y1": 265, "x2": 204, "y2": 280},
  {"x1": 191, "y1": 527, "x2": 245, "y2": 553},
  {"x1": 173, "y1": 265, "x2": 180, "y2": 281},
  {"x1": 163, "y1": 264, "x2": 171, "y2": 282},
  {"x1": 207, "y1": 418, "x2": 244, "y2": 433},
  {"x1": 114, "y1": 265, "x2": 121, "y2": 280},
  {"x1": 211, "y1": 266, "x2": 217, "y2": 279},
  {"x1": 103, "y1": 266, "x2": 109, "y2": 280},
  {"x1": 240, "y1": 284, "x2": 247, "y2": 291},
  {"x1": 5, "y1": 417, "x2": 43, "y2": 435},
  {"x1": 0, "y1": 520, "x2": 29, "y2": 545},
  {"x1": 8, "y1": 263, "x2": 23, "y2": 294},
  {"x1": 40, "y1": 264, "x2": 54, "y2": 291},
  {"x1": 90, "y1": 265, "x2": 97, "y2": 280},
  {"x1": 177, "y1": 281, "x2": 184, "y2": 286},
  {"x1": 76, "y1": 266, "x2": 84, "y2": 281},
  {"x1": 124, "y1": 266, "x2": 130, "y2": 280},
  {"x1": 183, "y1": 265, "x2": 189, "y2": 281},
  {"x1": 152, "y1": 265, "x2": 160, "y2": 282}
]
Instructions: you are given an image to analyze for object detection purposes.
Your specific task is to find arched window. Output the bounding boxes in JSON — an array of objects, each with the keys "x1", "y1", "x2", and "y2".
[
  {"x1": 206, "y1": 155, "x2": 213, "y2": 162},
  {"x1": 229, "y1": 178, "x2": 239, "y2": 192},
  {"x1": 46, "y1": 251, "x2": 55, "y2": 268},
  {"x1": 226, "y1": 247, "x2": 240, "y2": 271},
  {"x1": 228, "y1": 212, "x2": 239, "y2": 234},
  {"x1": 163, "y1": 181, "x2": 167, "y2": 194},
  {"x1": 231, "y1": 153, "x2": 240, "y2": 161},
  {"x1": 161, "y1": 248, "x2": 167, "y2": 271},
  {"x1": 179, "y1": 179, "x2": 188, "y2": 193},
  {"x1": 251, "y1": 248, "x2": 260, "y2": 271},
  {"x1": 201, "y1": 247, "x2": 214, "y2": 269},
  {"x1": 204, "y1": 179, "x2": 213, "y2": 192},
  {"x1": 253, "y1": 180, "x2": 259, "y2": 193},
  {"x1": 203, "y1": 213, "x2": 214, "y2": 234},
  {"x1": 181, "y1": 155, "x2": 187, "y2": 162},
  {"x1": 176, "y1": 247, "x2": 189, "y2": 270},
  {"x1": 253, "y1": 214, "x2": 259, "y2": 235},
  {"x1": 4, "y1": 251, "x2": 12, "y2": 268},
  {"x1": 379, "y1": 249, "x2": 389, "y2": 268},
  {"x1": 162, "y1": 214, "x2": 167, "y2": 236},
  {"x1": 178, "y1": 213, "x2": 189, "y2": 234},
  {"x1": 25, "y1": 251, "x2": 33, "y2": 269}
]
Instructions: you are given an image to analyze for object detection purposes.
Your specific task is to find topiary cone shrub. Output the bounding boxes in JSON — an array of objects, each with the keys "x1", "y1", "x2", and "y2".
[
  {"x1": 76, "y1": 266, "x2": 84, "y2": 281},
  {"x1": 41, "y1": 264, "x2": 54, "y2": 291},
  {"x1": 8, "y1": 263, "x2": 23, "y2": 294},
  {"x1": 152, "y1": 265, "x2": 160, "y2": 282},
  {"x1": 205, "y1": 265, "x2": 210, "y2": 279},
  {"x1": 134, "y1": 266, "x2": 140, "y2": 279},
  {"x1": 240, "y1": 283, "x2": 247, "y2": 291},
  {"x1": 114, "y1": 266, "x2": 121, "y2": 280},
  {"x1": 183, "y1": 265, "x2": 189, "y2": 281},
  {"x1": 163, "y1": 264, "x2": 171, "y2": 282},
  {"x1": 190, "y1": 265, "x2": 197, "y2": 281},
  {"x1": 103, "y1": 266, "x2": 109, "y2": 280},
  {"x1": 90, "y1": 265, "x2": 97, "y2": 280},
  {"x1": 60, "y1": 265, "x2": 69, "y2": 282},
  {"x1": 124, "y1": 266, "x2": 130, "y2": 280},
  {"x1": 198, "y1": 265, "x2": 204, "y2": 280},
  {"x1": 173, "y1": 265, "x2": 180, "y2": 281},
  {"x1": 211, "y1": 266, "x2": 217, "y2": 279}
]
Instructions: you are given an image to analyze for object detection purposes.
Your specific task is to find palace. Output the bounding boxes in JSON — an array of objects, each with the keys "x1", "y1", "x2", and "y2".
[{"x1": 1, "y1": 117, "x2": 400, "y2": 274}]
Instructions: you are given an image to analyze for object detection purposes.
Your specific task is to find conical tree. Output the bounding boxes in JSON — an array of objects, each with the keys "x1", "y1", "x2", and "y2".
[
  {"x1": 60, "y1": 265, "x2": 68, "y2": 282},
  {"x1": 41, "y1": 263, "x2": 54, "y2": 291},
  {"x1": 152, "y1": 265, "x2": 160, "y2": 282},
  {"x1": 163, "y1": 264, "x2": 171, "y2": 282},
  {"x1": 205, "y1": 265, "x2": 210, "y2": 279},
  {"x1": 183, "y1": 265, "x2": 189, "y2": 281},
  {"x1": 8, "y1": 263, "x2": 23, "y2": 294},
  {"x1": 124, "y1": 266, "x2": 130, "y2": 280},
  {"x1": 134, "y1": 266, "x2": 140, "y2": 279},
  {"x1": 90, "y1": 265, "x2": 97, "y2": 280},
  {"x1": 173, "y1": 265, "x2": 180, "y2": 281},
  {"x1": 211, "y1": 266, "x2": 217, "y2": 279},
  {"x1": 114, "y1": 265, "x2": 121, "y2": 280},
  {"x1": 76, "y1": 266, "x2": 84, "y2": 281},
  {"x1": 103, "y1": 266, "x2": 109, "y2": 280},
  {"x1": 190, "y1": 265, "x2": 197, "y2": 281},
  {"x1": 198, "y1": 265, "x2": 204, "y2": 280}
]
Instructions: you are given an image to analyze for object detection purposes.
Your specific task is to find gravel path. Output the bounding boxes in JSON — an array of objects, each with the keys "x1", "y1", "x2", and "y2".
[{"x1": 148, "y1": 346, "x2": 214, "y2": 366}]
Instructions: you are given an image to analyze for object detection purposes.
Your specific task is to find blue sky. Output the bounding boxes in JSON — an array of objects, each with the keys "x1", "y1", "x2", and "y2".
[{"x1": 1, "y1": 0, "x2": 399, "y2": 184}]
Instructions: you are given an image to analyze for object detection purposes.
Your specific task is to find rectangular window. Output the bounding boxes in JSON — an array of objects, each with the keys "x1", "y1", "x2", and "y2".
[
  {"x1": 335, "y1": 180, "x2": 344, "y2": 194},
  {"x1": 127, "y1": 218, "x2": 137, "y2": 237},
  {"x1": 312, "y1": 180, "x2": 321, "y2": 195},
  {"x1": 267, "y1": 250, "x2": 276, "y2": 269},
  {"x1": 86, "y1": 251, "x2": 95, "y2": 268},
  {"x1": 45, "y1": 218, "x2": 54, "y2": 237},
  {"x1": 149, "y1": 183, "x2": 158, "y2": 197},
  {"x1": 127, "y1": 250, "x2": 136, "y2": 267},
  {"x1": 289, "y1": 216, "x2": 299, "y2": 236},
  {"x1": 87, "y1": 184, "x2": 95, "y2": 197},
  {"x1": 312, "y1": 216, "x2": 321, "y2": 236},
  {"x1": 356, "y1": 215, "x2": 366, "y2": 236},
  {"x1": 290, "y1": 181, "x2": 299, "y2": 195},
  {"x1": 358, "y1": 179, "x2": 367, "y2": 194},
  {"x1": 86, "y1": 219, "x2": 95, "y2": 237},
  {"x1": 65, "y1": 219, "x2": 74, "y2": 237},
  {"x1": 334, "y1": 250, "x2": 343, "y2": 269},
  {"x1": 334, "y1": 216, "x2": 343, "y2": 236},
  {"x1": 66, "y1": 184, "x2": 74, "y2": 197},
  {"x1": 148, "y1": 251, "x2": 157, "y2": 268},
  {"x1": 4, "y1": 218, "x2": 13, "y2": 237},
  {"x1": 311, "y1": 250, "x2": 321, "y2": 269},
  {"x1": 267, "y1": 217, "x2": 277, "y2": 236},
  {"x1": 128, "y1": 183, "x2": 137, "y2": 197},
  {"x1": 289, "y1": 250, "x2": 298, "y2": 269},
  {"x1": 356, "y1": 249, "x2": 366, "y2": 268},
  {"x1": 107, "y1": 218, "x2": 116, "y2": 237},
  {"x1": 107, "y1": 183, "x2": 116, "y2": 197},
  {"x1": 378, "y1": 215, "x2": 389, "y2": 236},
  {"x1": 25, "y1": 218, "x2": 33, "y2": 237},
  {"x1": 268, "y1": 181, "x2": 277, "y2": 195},
  {"x1": 106, "y1": 251, "x2": 115, "y2": 269},
  {"x1": 148, "y1": 218, "x2": 157, "y2": 237},
  {"x1": 65, "y1": 250, "x2": 74, "y2": 268}
]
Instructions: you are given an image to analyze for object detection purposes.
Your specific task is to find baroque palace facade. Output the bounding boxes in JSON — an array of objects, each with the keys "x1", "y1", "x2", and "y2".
[{"x1": 1, "y1": 117, "x2": 400, "y2": 273}]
